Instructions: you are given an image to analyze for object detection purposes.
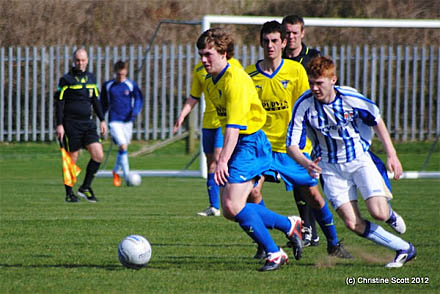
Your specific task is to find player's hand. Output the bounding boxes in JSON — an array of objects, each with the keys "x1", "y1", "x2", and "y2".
[
  {"x1": 214, "y1": 160, "x2": 229, "y2": 186},
  {"x1": 56, "y1": 125, "x2": 64, "y2": 141},
  {"x1": 100, "y1": 121, "x2": 107, "y2": 136},
  {"x1": 387, "y1": 154, "x2": 403, "y2": 180},
  {"x1": 173, "y1": 118, "x2": 184, "y2": 134},
  {"x1": 307, "y1": 157, "x2": 322, "y2": 179}
]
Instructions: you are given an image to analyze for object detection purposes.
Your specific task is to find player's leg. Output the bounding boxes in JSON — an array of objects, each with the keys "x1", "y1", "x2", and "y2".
[
  {"x1": 78, "y1": 122, "x2": 104, "y2": 202},
  {"x1": 293, "y1": 186, "x2": 316, "y2": 246},
  {"x1": 338, "y1": 154, "x2": 415, "y2": 267},
  {"x1": 248, "y1": 174, "x2": 266, "y2": 205},
  {"x1": 62, "y1": 123, "x2": 81, "y2": 202},
  {"x1": 224, "y1": 130, "x2": 301, "y2": 270},
  {"x1": 247, "y1": 175, "x2": 268, "y2": 259},
  {"x1": 197, "y1": 128, "x2": 222, "y2": 216},
  {"x1": 336, "y1": 199, "x2": 415, "y2": 267},
  {"x1": 119, "y1": 122, "x2": 133, "y2": 183},
  {"x1": 109, "y1": 122, "x2": 131, "y2": 186},
  {"x1": 295, "y1": 184, "x2": 352, "y2": 258},
  {"x1": 368, "y1": 151, "x2": 406, "y2": 234},
  {"x1": 222, "y1": 181, "x2": 290, "y2": 271}
]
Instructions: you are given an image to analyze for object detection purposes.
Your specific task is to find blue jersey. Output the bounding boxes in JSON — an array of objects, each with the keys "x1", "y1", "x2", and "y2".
[
  {"x1": 286, "y1": 86, "x2": 380, "y2": 163},
  {"x1": 101, "y1": 79, "x2": 144, "y2": 122}
]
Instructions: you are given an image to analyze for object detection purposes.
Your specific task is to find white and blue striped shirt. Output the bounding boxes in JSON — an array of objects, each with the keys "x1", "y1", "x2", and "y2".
[{"x1": 286, "y1": 86, "x2": 380, "y2": 163}]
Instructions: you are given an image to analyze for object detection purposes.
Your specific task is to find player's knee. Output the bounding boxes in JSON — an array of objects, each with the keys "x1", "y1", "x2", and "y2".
[
  {"x1": 221, "y1": 205, "x2": 236, "y2": 221},
  {"x1": 248, "y1": 189, "x2": 261, "y2": 204},
  {"x1": 370, "y1": 210, "x2": 388, "y2": 222},
  {"x1": 92, "y1": 149, "x2": 104, "y2": 162},
  {"x1": 308, "y1": 187, "x2": 325, "y2": 209},
  {"x1": 343, "y1": 219, "x2": 360, "y2": 232}
]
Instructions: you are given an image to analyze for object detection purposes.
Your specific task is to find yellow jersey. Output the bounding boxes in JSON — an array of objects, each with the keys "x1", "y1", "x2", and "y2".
[
  {"x1": 190, "y1": 58, "x2": 242, "y2": 129},
  {"x1": 205, "y1": 63, "x2": 266, "y2": 135},
  {"x1": 245, "y1": 59, "x2": 312, "y2": 153}
]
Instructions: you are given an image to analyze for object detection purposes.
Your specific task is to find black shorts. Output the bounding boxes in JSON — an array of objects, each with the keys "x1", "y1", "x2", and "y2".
[{"x1": 63, "y1": 119, "x2": 100, "y2": 152}]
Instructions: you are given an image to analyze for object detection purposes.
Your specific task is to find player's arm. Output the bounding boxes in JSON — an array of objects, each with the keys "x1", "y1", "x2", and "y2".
[
  {"x1": 100, "y1": 83, "x2": 109, "y2": 115},
  {"x1": 173, "y1": 96, "x2": 200, "y2": 134},
  {"x1": 286, "y1": 97, "x2": 320, "y2": 178},
  {"x1": 132, "y1": 84, "x2": 144, "y2": 118},
  {"x1": 91, "y1": 86, "x2": 107, "y2": 136},
  {"x1": 174, "y1": 64, "x2": 204, "y2": 133},
  {"x1": 287, "y1": 145, "x2": 321, "y2": 179},
  {"x1": 55, "y1": 78, "x2": 67, "y2": 140},
  {"x1": 373, "y1": 118, "x2": 402, "y2": 180},
  {"x1": 214, "y1": 126, "x2": 239, "y2": 186}
]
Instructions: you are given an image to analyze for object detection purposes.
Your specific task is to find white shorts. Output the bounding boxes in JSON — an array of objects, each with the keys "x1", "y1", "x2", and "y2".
[
  {"x1": 320, "y1": 151, "x2": 393, "y2": 210},
  {"x1": 109, "y1": 121, "x2": 133, "y2": 146}
]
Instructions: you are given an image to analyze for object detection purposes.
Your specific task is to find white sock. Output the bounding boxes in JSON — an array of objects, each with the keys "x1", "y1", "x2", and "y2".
[
  {"x1": 363, "y1": 220, "x2": 410, "y2": 251},
  {"x1": 120, "y1": 150, "x2": 130, "y2": 180}
]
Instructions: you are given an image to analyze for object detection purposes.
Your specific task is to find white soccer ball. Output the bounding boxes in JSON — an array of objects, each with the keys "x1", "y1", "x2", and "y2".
[
  {"x1": 118, "y1": 235, "x2": 152, "y2": 269},
  {"x1": 127, "y1": 172, "x2": 142, "y2": 186}
]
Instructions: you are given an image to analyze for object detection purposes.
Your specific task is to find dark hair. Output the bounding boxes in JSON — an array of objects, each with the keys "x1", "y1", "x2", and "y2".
[
  {"x1": 260, "y1": 20, "x2": 285, "y2": 44},
  {"x1": 281, "y1": 15, "x2": 305, "y2": 31},
  {"x1": 196, "y1": 27, "x2": 234, "y2": 58},
  {"x1": 114, "y1": 60, "x2": 128, "y2": 72}
]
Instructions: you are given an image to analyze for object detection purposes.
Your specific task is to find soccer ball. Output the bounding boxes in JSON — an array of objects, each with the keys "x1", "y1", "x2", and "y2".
[
  {"x1": 118, "y1": 235, "x2": 152, "y2": 269},
  {"x1": 127, "y1": 172, "x2": 142, "y2": 186}
]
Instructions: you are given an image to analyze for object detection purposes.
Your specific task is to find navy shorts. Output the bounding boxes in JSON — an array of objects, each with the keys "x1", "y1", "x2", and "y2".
[{"x1": 63, "y1": 119, "x2": 100, "y2": 152}]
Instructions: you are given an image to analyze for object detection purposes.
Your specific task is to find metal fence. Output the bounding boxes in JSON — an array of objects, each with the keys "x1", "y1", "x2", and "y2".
[{"x1": 0, "y1": 44, "x2": 439, "y2": 142}]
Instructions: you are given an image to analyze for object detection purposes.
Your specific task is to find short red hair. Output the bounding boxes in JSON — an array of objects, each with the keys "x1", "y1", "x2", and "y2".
[{"x1": 307, "y1": 56, "x2": 337, "y2": 79}]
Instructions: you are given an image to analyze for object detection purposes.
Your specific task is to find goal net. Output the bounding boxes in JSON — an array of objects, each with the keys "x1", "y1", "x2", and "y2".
[{"x1": 97, "y1": 15, "x2": 440, "y2": 180}]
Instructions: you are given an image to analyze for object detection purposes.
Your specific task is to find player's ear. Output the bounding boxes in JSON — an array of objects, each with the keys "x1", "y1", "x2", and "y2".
[
  {"x1": 281, "y1": 38, "x2": 287, "y2": 49},
  {"x1": 331, "y1": 75, "x2": 338, "y2": 85}
]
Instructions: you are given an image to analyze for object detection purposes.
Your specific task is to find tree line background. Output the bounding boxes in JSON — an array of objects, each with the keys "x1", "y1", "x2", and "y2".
[{"x1": 0, "y1": 0, "x2": 439, "y2": 48}]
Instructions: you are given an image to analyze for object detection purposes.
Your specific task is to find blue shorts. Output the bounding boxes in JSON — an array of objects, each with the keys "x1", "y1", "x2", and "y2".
[
  {"x1": 227, "y1": 130, "x2": 272, "y2": 184},
  {"x1": 264, "y1": 152, "x2": 318, "y2": 191},
  {"x1": 202, "y1": 127, "x2": 223, "y2": 154}
]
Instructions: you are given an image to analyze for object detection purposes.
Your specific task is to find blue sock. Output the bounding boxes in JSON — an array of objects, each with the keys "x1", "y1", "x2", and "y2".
[
  {"x1": 312, "y1": 202, "x2": 339, "y2": 247},
  {"x1": 235, "y1": 204, "x2": 279, "y2": 253},
  {"x1": 113, "y1": 150, "x2": 121, "y2": 173},
  {"x1": 207, "y1": 173, "x2": 220, "y2": 209},
  {"x1": 119, "y1": 150, "x2": 129, "y2": 180},
  {"x1": 249, "y1": 203, "x2": 291, "y2": 233},
  {"x1": 258, "y1": 198, "x2": 266, "y2": 207},
  {"x1": 362, "y1": 220, "x2": 410, "y2": 251}
]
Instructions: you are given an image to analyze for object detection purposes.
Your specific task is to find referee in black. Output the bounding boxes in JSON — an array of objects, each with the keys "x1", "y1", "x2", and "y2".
[
  {"x1": 282, "y1": 15, "x2": 321, "y2": 247},
  {"x1": 55, "y1": 47, "x2": 107, "y2": 202},
  {"x1": 282, "y1": 15, "x2": 320, "y2": 69}
]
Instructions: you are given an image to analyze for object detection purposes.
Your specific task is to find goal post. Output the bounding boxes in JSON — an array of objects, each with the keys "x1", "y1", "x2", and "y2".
[
  {"x1": 199, "y1": 15, "x2": 440, "y2": 180},
  {"x1": 98, "y1": 15, "x2": 440, "y2": 180}
]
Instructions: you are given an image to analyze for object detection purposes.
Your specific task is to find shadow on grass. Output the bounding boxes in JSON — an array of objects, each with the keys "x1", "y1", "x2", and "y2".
[{"x1": 0, "y1": 263, "x2": 121, "y2": 270}]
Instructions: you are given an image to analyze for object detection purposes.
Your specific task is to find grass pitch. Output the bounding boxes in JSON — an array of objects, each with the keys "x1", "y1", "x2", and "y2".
[{"x1": 0, "y1": 140, "x2": 439, "y2": 294}]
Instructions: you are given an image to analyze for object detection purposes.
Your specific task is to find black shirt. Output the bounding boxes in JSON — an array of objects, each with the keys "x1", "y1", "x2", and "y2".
[
  {"x1": 55, "y1": 67, "x2": 104, "y2": 125},
  {"x1": 283, "y1": 42, "x2": 320, "y2": 70}
]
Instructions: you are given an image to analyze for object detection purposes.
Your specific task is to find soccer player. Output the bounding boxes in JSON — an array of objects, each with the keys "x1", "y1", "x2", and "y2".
[
  {"x1": 245, "y1": 21, "x2": 351, "y2": 259},
  {"x1": 197, "y1": 27, "x2": 303, "y2": 271},
  {"x1": 55, "y1": 48, "x2": 107, "y2": 202},
  {"x1": 101, "y1": 61, "x2": 144, "y2": 186},
  {"x1": 173, "y1": 47, "x2": 241, "y2": 217},
  {"x1": 281, "y1": 14, "x2": 321, "y2": 245},
  {"x1": 286, "y1": 56, "x2": 416, "y2": 268}
]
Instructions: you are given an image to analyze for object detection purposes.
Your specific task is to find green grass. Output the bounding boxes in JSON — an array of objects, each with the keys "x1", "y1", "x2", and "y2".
[{"x1": 0, "y1": 140, "x2": 439, "y2": 294}]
